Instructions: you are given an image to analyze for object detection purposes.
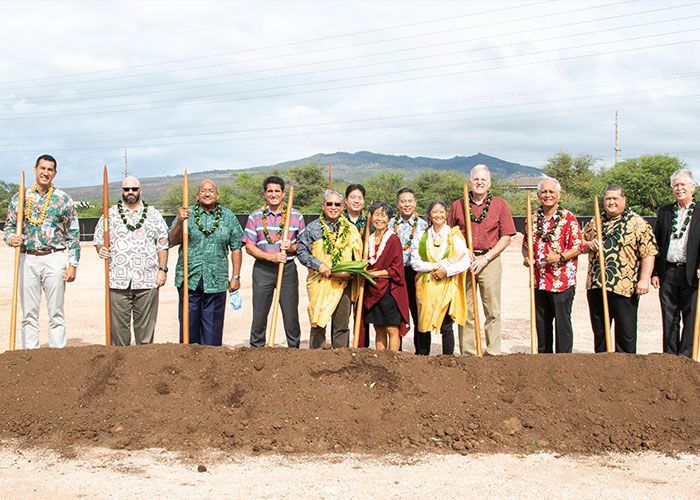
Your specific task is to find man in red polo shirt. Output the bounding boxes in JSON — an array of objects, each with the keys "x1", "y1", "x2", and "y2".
[{"x1": 448, "y1": 164, "x2": 516, "y2": 355}]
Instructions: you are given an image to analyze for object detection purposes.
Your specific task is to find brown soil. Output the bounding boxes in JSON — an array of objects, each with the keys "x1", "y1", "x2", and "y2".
[{"x1": 0, "y1": 345, "x2": 698, "y2": 456}]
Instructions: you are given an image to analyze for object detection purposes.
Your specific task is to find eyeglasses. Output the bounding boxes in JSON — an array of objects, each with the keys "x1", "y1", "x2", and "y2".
[
  {"x1": 122, "y1": 187, "x2": 140, "y2": 192},
  {"x1": 199, "y1": 189, "x2": 217, "y2": 194},
  {"x1": 325, "y1": 202, "x2": 342, "y2": 207}
]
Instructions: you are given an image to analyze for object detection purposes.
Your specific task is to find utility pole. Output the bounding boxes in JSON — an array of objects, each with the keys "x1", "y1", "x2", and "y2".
[
  {"x1": 123, "y1": 147, "x2": 129, "y2": 178},
  {"x1": 614, "y1": 111, "x2": 621, "y2": 166}
]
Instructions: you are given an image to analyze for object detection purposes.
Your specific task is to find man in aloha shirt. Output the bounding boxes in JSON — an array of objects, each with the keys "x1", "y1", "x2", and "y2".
[
  {"x1": 94, "y1": 176, "x2": 169, "y2": 346},
  {"x1": 5, "y1": 154, "x2": 80, "y2": 349},
  {"x1": 522, "y1": 178, "x2": 582, "y2": 353},
  {"x1": 582, "y1": 184, "x2": 658, "y2": 353},
  {"x1": 169, "y1": 179, "x2": 243, "y2": 346},
  {"x1": 297, "y1": 190, "x2": 362, "y2": 349}
]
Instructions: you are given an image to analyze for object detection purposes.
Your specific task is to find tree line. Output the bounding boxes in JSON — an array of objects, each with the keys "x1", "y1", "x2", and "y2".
[{"x1": 0, "y1": 153, "x2": 687, "y2": 222}]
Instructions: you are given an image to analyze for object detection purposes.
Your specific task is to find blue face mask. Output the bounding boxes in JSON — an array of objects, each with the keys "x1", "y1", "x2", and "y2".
[{"x1": 229, "y1": 290, "x2": 242, "y2": 311}]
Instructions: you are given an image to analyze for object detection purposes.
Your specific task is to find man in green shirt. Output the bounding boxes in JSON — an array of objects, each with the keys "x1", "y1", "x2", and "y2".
[{"x1": 169, "y1": 179, "x2": 243, "y2": 346}]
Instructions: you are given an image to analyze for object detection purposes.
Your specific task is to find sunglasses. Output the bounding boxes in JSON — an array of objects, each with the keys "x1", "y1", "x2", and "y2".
[
  {"x1": 122, "y1": 187, "x2": 140, "y2": 192},
  {"x1": 325, "y1": 202, "x2": 342, "y2": 207}
]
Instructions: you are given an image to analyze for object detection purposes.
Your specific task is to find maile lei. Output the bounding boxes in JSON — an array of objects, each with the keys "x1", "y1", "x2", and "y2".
[
  {"x1": 671, "y1": 201, "x2": 695, "y2": 239},
  {"x1": 536, "y1": 206, "x2": 564, "y2": 243},
  {"x1": 117, "y1": 200, "x2": 148, "y2": 231},
  {"x1": 393, "y1": 213, "x2": 418, "y2": 250},
  {"x1": 24, "y1": 183, "x2": 55, "y2": 226},
  {"x1": 601, "y1": 208, "x2": 633, "y2": 241},
  {"x1": 261, "y1": 204, "x2": 287, "y2": 244},
  {"x1": 194, "y1": 203, "x2": 222, "y2": 236},
  {"x1": 469, "y1": 193, "x2": 492, "y2": 223},
  {"x1": 320, "y1": 213, "x2": 351, "y2": 266},
  {"x1": 418, "y1": 227, "x2": 450, "y2": 282}
]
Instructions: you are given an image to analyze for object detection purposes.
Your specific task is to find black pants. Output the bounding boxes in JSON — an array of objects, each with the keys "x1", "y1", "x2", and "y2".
[
  {"x1": 178, "y1": 278, "x2": 226, "y2": 346},
  {"x1": 659, "y1": 266, "x2": 697, "y2": 357},
  {"x1": 587, "y1": 288, "x2": 639, "y2": 353},
  {"x1": 249, "y1": 259, "x2": 301, "y2": 348},
  {"x1": 415, "y1": 313, "x2": 454, "y2": 356},
  {"x1": 403, "y1": 265, "x2": 420, "y2": 353},
  {"x1": 535, "y1": 287, "x2": 575, "y2": 353}
]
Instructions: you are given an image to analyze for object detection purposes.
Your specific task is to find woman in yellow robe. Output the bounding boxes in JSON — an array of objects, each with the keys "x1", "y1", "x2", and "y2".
[{"x1": 410, "y1": 200, "x2": 470, "y2": 355}]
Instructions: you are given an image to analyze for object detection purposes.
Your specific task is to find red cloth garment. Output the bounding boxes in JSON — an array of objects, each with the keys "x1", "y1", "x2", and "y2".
[
  {"x1": 447, "y1": 195, "x2": 516, "y2": 251},
  {"x1": 359, "y1": 233, "x2": 411, "y2": 345}
]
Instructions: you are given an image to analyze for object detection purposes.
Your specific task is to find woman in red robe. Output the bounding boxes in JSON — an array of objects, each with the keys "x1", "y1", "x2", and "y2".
[{"x1": 363, "y1": 201, "x2": 411, "y2": 351}]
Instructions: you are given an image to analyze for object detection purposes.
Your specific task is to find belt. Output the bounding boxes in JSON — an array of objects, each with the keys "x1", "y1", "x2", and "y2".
[
  {"x1": 473, "y1": 249, "x2": 490, "y2": 256},
  {"x1": 666, "y1": 261, "x2": 686, "y2": 268},
  {"x1": 20, "y1": 248, "x2": 64, "y2": 256}
]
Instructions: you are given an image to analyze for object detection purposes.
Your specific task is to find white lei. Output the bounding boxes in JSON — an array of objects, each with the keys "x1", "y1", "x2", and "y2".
[
  {"x1": 368, "y1": 230, "x2": 393, "y2": 265},
  {"x1": 427, "y1": 225, "x2": 449, "y2": 262}
]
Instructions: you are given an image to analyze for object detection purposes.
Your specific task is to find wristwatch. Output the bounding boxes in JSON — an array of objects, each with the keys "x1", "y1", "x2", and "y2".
[
  {"x1": 158, "y1": 266, "x2": 168, "y2": 273},
  {"x1": 559, "y1": 254, "x2": 565, "y2": 263},
  {"x1": 232, "y1": 275, "x2": 241, "y2": 281}
]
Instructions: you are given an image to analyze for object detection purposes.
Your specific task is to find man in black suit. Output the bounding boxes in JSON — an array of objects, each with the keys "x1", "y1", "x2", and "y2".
[{"x1": 651, "y1": 168, "x2": 699, "y2": 357}]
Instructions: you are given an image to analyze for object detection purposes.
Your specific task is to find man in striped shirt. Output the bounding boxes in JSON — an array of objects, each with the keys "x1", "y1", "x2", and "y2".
[{"x1": 242, "y1": 176, "x2": 305, "y2": 348}]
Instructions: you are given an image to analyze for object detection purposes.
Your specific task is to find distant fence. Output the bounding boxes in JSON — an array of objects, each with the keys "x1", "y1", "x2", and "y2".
[{"x1": 3, "y1": 215, "x2": 651, "y2": 242}]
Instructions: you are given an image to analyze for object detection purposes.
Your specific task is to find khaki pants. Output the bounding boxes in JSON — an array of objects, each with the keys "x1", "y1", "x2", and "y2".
[
  {"x1": 459, "y1": 255, "x2": 502, "y2": 356},
  {"x1": 310, "y1": 286, "x2": 352, "y2": 349},
  {"x1": 110, "y1": 287, "x2": 159, "y2": 346}
]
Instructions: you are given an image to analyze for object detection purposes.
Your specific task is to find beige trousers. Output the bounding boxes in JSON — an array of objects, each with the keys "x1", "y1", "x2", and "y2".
[
  {"x1": 459, "y1": 255, "x2": 502, "y2": 356},
  {"x1": 18, "y1": 252, "x2": 67, "y2": 349}
]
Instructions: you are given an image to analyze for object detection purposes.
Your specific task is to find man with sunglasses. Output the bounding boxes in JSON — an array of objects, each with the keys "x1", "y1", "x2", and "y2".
[
  {"x1": 297, "y1": 190, "x2": 363, "y2": 348},
  {"x1": 93, "y1": 176, "x2": 169, "y2": 346}
]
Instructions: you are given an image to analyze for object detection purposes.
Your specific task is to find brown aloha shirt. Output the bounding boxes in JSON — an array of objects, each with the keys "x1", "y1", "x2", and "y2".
[{"x1": 582, "y1": 211, "x2": 658, "y2": 298}]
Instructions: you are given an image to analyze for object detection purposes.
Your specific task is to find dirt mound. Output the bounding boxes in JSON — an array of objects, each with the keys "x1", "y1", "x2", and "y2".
[{"x1": 0, "y1": 345, "x2": 698, "y2": 456}]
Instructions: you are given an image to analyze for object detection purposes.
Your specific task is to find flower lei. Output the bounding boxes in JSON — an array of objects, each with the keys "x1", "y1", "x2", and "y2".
[
  {"x1": 24, "y1": 183, "x2": 55, "y2": 226},
  {"x1": 536, "y1": 206, "x2": 563, "y2": 243},
  {"x1": 194, "y1": 203, "x2": 222, "y2": 236},
  {"x1": 117, "y1": 200, "x2": 148, "y2": 231},
  {"x1": 319, "y1": 213, "x2": 351, "y2": 266},
  {"x1": 671, "y1": 201, "x2": 695, "y2": 239},
  {"x1": 601, "y1": 208, "x2": 633, "y2": 241},
  {"x1": 469, "y1": 193, "x2": 492, "y2": 223},
  {"x1": 368, "y1": 229, "x2": 392, "y2": 265},
  {"x1": 393, "y1": 213, "x2": 418, "y2": 250},
  {"x1": 345, "y1": 209, "x2": 367, "y2": 236},
  {"x1": 261, "y1": 204, "x2": 287, "y2": 244}
]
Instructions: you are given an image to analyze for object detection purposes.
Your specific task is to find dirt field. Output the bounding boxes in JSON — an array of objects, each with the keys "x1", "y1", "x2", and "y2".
[{"x1": 0, "y1": 239, "x2": 697, "y2": 498}]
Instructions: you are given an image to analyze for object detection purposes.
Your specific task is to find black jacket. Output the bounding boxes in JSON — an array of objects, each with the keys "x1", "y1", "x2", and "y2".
[{"x1": 653, "y1": 202, "x2": 700, "y2": 286}]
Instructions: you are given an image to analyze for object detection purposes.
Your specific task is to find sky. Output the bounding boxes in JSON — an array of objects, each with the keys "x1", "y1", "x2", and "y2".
[{"x1": 0, "y1": 0, "x2": 699, "y2": 187}]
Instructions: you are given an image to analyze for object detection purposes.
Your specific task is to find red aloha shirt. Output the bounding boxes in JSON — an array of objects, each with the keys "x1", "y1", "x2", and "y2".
[{"x1": 526, "y1": 207, "x2": 583, "y2": 293}]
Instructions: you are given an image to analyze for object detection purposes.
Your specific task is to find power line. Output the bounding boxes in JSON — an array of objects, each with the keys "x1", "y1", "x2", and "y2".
[
  {"x1": 8, "y1": 10, "x2": 699, "y2": 106},
  {"x1": 2, "y1": 33, "x2": 698, "y2": 121}
]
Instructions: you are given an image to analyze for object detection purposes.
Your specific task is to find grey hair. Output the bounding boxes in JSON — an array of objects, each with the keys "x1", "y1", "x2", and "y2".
[
  {"x1": 323, "y1": 189, "x2": 344, "y2": 203},
  {"x1": 604, "y1": 184, "x2": 626, "y2": 198},
  {"x1": 368, "y1": 201, "x2": 394, "y2": 219},
  {"x1": 670, "y1": 168, "x2": 696, "y2": 187},
  {"x1": 470, "y1": 164, "x2": 491, "y2": 180},
  {"x1": 537, "y1": 177, "x2": 561, "y2": 195}
]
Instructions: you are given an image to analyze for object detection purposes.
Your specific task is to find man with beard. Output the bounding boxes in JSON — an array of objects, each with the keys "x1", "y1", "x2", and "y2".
[
  {"x1": 582, "y1": 185, "x2": 657, "y2": 353},
  {"x1": 298, "y1": 190, "x2": 363, "y2": 348},
  {"x1": 651, "y1": 169, "x2": 700, "y2": 357},
  {"x1": 5, "y1": 154, "x2": 81, "y2": 349},
  {"x1": 93, "y1": 176, "x2": 169, "y2": 346},
  {"x1": 169, "y1": 179, "x2": 243, "y2": 346},
  {"x1": 243, "y1": 176, "x2": 305, "y2": 348}
]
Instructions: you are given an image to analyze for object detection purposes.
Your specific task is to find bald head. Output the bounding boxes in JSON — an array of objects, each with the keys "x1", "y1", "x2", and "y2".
[
  {"x1": 121, "y1": 176, "x2": 141, "y2": 189},
  {"x1": 121, "y1": 176, "x2": 142, "y2": 207},
  {"x1": 197, "y1": 178, "x2": 219, "y2": 209}
]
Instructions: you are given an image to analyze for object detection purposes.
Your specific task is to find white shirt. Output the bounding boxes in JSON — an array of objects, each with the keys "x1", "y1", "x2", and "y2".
[
  {"x1": 410, "y1": 224, "x2": 470, "y2": 276},
  {"x1": 666, "y1": 206, "x2": 692, "y2": 263}
]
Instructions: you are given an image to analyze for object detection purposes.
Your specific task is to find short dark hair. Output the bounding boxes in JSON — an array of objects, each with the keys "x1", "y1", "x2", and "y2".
[
  {"x1": 396, "y1": 187, "x2": 416, "y2": 200},
  {"x1": 368, "y1": 201, "x2": 394, "y2": 219},
  {"x1": 425, "y1": 199, "x2": 448, "y2": 225},
  {"x1": 604, "y1": 184, "x2": 626, "y2": 198},
  {"x1": 263, "y1": 175, "x2": 285, "y2": 191},
  {"x1": 345, "y1": 184, "x2": 366, "y2": 198},
  {"x1": 35, "y1": 154, "x2": 57, "y2": 170}
]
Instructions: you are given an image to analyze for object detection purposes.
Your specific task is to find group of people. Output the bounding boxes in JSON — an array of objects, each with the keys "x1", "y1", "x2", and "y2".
[{"x1": 3, "y1": 154, "x2": 698, "y2": 359}]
